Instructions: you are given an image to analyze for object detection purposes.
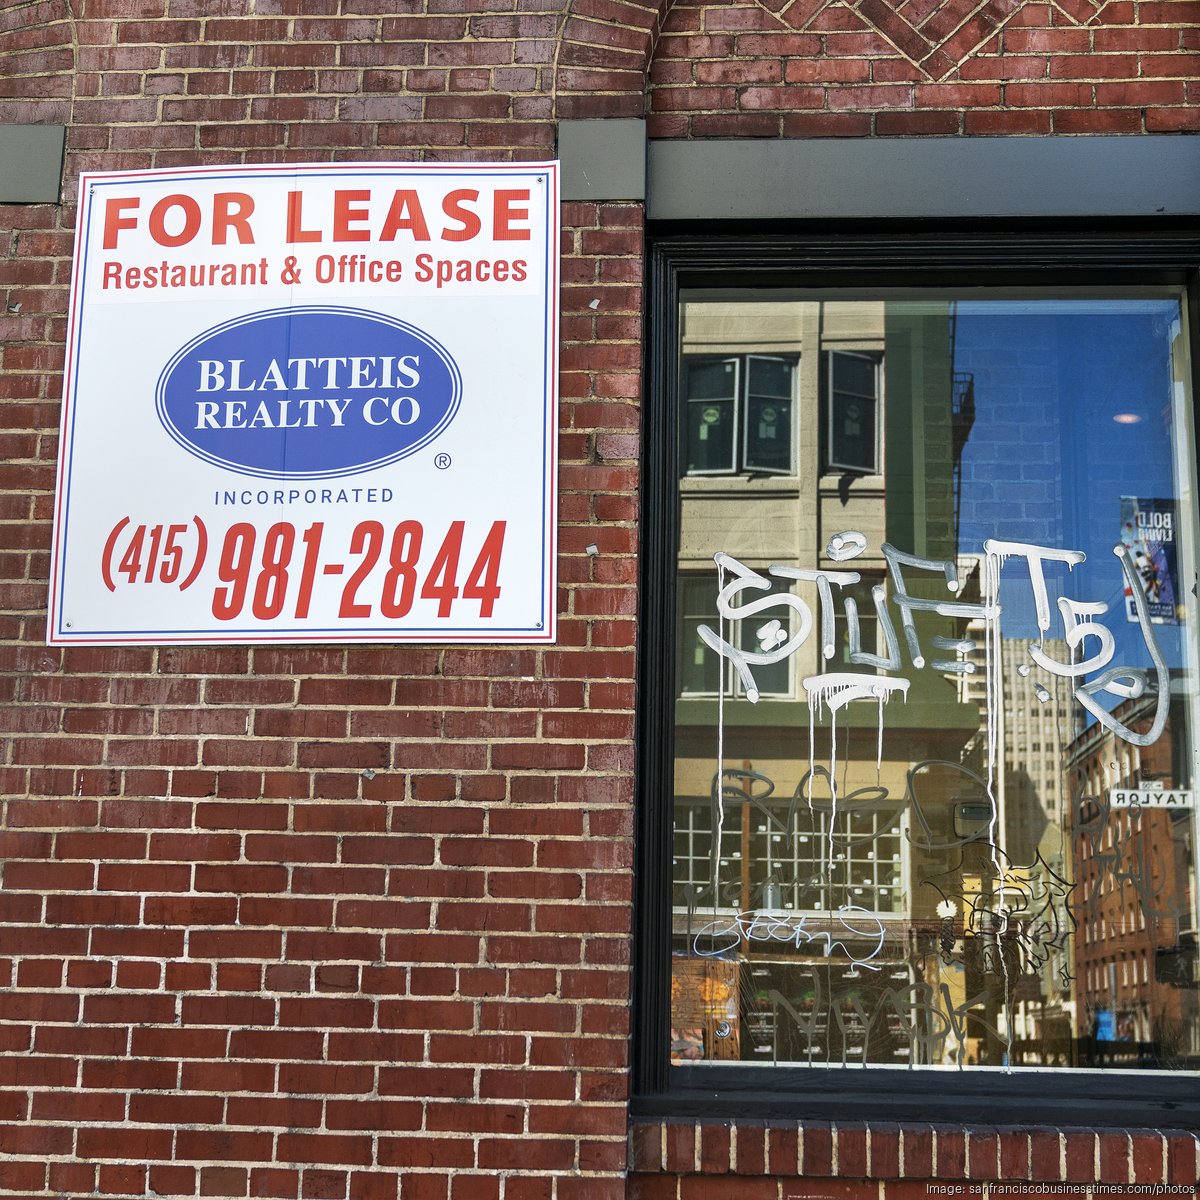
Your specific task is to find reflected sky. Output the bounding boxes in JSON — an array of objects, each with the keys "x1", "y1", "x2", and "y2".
[{"x1": 950, "y1": 298, "x2": 1187, "y2": 673}]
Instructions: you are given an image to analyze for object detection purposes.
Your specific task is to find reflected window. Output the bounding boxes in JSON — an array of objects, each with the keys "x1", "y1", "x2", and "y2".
[
  {"x1": 683, "y1": 355, "x2": 795, "y2": 476},
  {"x1": 830, "y1": 575, "x2": 884, "y2": 672},
  {"x1": 678, "y1": 573, "x2": 794, "y2": 698},
  {"x1": 826, "y1": 350, "x2": 882, "y2": 473}
]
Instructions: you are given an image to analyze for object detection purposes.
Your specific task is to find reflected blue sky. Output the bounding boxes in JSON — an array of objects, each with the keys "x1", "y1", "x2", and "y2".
[{"x1": 951, "y1": 298, "x2": 1186, "y2": 675}]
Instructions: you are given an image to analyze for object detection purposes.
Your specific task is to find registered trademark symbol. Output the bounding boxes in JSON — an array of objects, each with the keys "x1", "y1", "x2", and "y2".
[{"x1": 434, "y1": 453, "x2": 452, "y2": 470}]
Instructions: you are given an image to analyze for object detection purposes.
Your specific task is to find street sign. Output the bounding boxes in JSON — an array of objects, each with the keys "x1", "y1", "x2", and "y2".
[{"x1": 1109, "y1": 788, "x2": 1194, "y2": 808}]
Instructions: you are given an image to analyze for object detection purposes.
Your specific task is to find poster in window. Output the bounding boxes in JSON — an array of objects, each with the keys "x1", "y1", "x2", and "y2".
[{"x1": 1120, "y1": 496, "x2": 1180, "y2": 625}]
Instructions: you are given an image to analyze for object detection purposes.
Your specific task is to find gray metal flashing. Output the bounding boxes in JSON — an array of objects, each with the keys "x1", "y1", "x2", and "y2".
[
  {"x1": 0, "y1": 125, "x2": 66, "y2": 204},
  {"x1": 647, "y1": 136, "x2": 1200, "y2": 220},
  {"x1": 558, "y1": 119, "x2": 646, "y2": 202}
]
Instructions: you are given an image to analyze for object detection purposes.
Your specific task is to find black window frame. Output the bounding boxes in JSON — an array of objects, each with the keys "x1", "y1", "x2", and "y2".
[{"x1": 634, "y1": 223, "x2": 1200, "y2": 1129}]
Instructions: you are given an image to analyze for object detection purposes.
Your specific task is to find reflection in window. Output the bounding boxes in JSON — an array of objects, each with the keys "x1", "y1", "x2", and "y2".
[
  {"x1": 678, "y1": 574, "x2": 794, "y2": 698},
  {"x1": 830, "y1": 576, "x2": 883, "y2": 671},
  {"x1": 826, "y1": 350, "x2": 882, "y2": 474},
  {"x1": 670, "y1": 294, "x2": 1200, "y2": 1074},
  {"x1": 683, "y1": 355, "x2": 795, "y2": 476}
]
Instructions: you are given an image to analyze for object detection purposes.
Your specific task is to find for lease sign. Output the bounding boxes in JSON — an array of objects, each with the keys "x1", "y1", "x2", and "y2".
[{"x1": 49, "y1": 161, "x2": 559, "y2": 644}]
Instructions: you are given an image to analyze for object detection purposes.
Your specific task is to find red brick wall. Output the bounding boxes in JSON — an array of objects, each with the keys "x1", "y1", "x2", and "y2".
[
  {"x1": 1, "y1": 1, "x2": 1197, "y2": 1198},
  {"x1": 648, "y1": 0, "x2": 1200, "y2": 136},
  {"x1": 0, "y1": 4, "x2": 644, "y2": 1198}
]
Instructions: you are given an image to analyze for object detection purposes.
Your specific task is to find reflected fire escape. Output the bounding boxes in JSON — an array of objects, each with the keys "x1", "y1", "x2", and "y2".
[{"x1": 949, "y1": 303, "x2": 976, "y2": 556}]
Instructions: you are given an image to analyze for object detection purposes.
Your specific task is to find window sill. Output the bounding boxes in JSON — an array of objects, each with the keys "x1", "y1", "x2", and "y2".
[
  {"x1": 680, "y1": 475, "x2": 800, "y2": 494},
  {"x1": 818, "y1": 471, "x2": 885, "y2": 490}
]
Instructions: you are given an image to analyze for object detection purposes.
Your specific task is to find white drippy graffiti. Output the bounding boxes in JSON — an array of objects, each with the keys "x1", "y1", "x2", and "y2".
[
  {"x1": 698, "y1": 535, "x2": 1169, "y2": 748},
  {"x1": 691, "y1": 904, "x2": 888, "y2": 969},
  {"x1": 691, "y1": 531, "x2": 1174, "y2": 1070},
  {"x1": 803, "y1": 672, "x2": 910, "y2": 714},
  {"x1": 982, "y1": 540, "x2": 1086, "y2": 634},
  {"x1": 697, "y1": 552, "x2": 814, "y2": 704},
  {"x1": 804, "y1": 672, "x2": 910, "y2": 781},
  {"x1": 980, "y1": 539, "x2": 1169, "y2": 747},
  {"x1": 803, "y1": 673, "x2": 910, "y2": 863},
  {"x1": 827, "y1": 530, "x2": 868, "y2": 563},
  {"x1": 882, "y1": 543, "x2": 1001, "y2": 672}
]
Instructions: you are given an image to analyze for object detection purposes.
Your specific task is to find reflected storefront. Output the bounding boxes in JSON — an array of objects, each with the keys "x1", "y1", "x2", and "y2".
[{"x1": 668, "y1": 293, "x2": 1200, "y2": 1073}]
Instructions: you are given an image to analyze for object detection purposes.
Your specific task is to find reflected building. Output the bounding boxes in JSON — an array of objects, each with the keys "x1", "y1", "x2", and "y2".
[
  {"x1": 1068, "y1": 695, "x2": 1199, "y2": 1066},
  {"x1": 952, "y1": 624, "x2": 1081, "y2": 1062},
  {"x1": 671, "y1": 299, "x2": 987, "y2": 1066},
  {"x1": 999, "y1": 639, "x2": 1079, "y2": 1062}
]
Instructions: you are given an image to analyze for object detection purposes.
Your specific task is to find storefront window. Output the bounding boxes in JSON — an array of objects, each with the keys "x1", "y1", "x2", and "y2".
[{"x1": 667, "y1": 291, "x2": 1200, "y2": 1075}]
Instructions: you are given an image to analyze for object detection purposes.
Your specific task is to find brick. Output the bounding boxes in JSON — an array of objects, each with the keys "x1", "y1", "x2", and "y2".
[
  {"x1": 1166, "y1": 1133, "x2": 1199, "y2": 1185},
  {"x1": 49, "y1": 1162, "x2": 97, "y2": 1194},
  {"x1": 1132, "y1": 1133, "x2": 1165, "y2": 1184},
  {"x1": 1145, "y1": 106, "x2": 1200, "y2": 130},
  {"x1": 836, "y1": 1124, "x2": 868, "y2": 1177},
  {"x1": 1100, "y1": 1132, "x2": 1133, "y2": 1183},
  {"x1": 1064, "y1": 1130, "x2": 1098, "y2": 1182},
  {"x1": 782, "y1": 1186, "x2": 878, "y2": 1200},
  {"x1": 0, "y1": 8, "x2": 1182, "y2": 1200},
  {"x1": 967, "y1": 1128, "x2": 1000, "y2": 1179},
  {"x1": 1000, "y1": 1129, "x2": 1031, "y2": 1180},
  {"x1": 935, "y1": 1127, "x2": 967, "y2": 1177},
  {"x1": 757, "y1": 1125, "x2": 796, "y2": 1175},
  {"x1": 200, "y1": 1166, "x2": 249, "y2": 1196},
  {"x1": 803, "y1": 1122, "x2": 834, "y2": 1176},
  {"x1": 78, "y1": 1126, "x2": 173, "y2": 1160},
  {"x1": 626, "y1": 1181, "x2": 675, "y2": 1200},
  {"x1": 728, "y1": 1124, "x2": 764, "y2": 1175},
  {"x1": 1031, "y1": 1130, "x2": 1063, "y2": 1180},
  {"x1": 146, "y1": 1164, "x2": 197, "y2": 1196},
  {"x1": 964, "y1": 108, "x2": 1053, "y2": 133},
  {"x1": 870, "y1": 1125, "x2": 901, "y2": 1178},
  {"x1": 178, "y1": 1130, "x2": 273, "y2": 1164},
  {"x1": 350, "y1": 1172, "x2": 400, "y2": 1200},
  {"x1": 877, "y1": 109, "x2": 963, "y2": 134}
]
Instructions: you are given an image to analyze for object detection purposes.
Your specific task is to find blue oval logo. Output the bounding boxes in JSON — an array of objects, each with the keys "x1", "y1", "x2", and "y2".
[{"x1": 156, "y1": 306, "x2": 462, "y2": 479}]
